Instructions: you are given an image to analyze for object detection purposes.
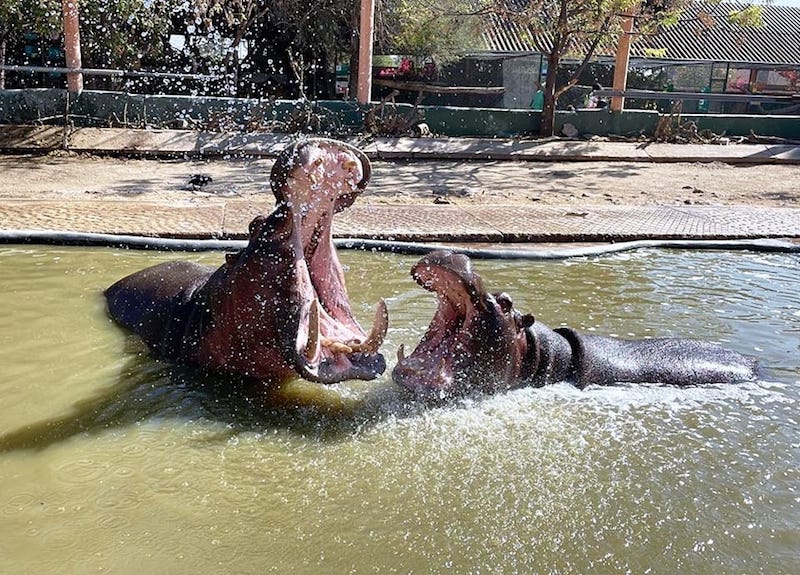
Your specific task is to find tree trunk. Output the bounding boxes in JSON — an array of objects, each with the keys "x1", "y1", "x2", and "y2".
[
  {"x1": 347, "y1": 1, "x2": 360, "y2": 100},
  {"x1": 226, "y1": 20, "x2": 251, "y2": 97},
  {"x1": 288, "y1": 49, "x2": 306, "y2": 99},
  {"x1": 539, "y1": 0, "x2": 569, "y2": 137},
  {"x1": 0, "y1": 38, "x2": 6, "y2": 90},
  {"x1": 539, "y1": 48, "x2": 561, "y2": 137}
]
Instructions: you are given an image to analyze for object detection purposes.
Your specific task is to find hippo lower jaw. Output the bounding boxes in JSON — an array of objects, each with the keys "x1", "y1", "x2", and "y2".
[
  {"x1": 392, "y1": 298, "x2": 459, "y2": 396},
  {"x1": 294, "y1": 293, "x2": 389, "y2": 383}
]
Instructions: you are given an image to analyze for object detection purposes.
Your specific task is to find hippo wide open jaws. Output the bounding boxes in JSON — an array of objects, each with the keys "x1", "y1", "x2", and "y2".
[
  {"x1": 392, "y1": 250, "x2": 759, "y2": 399},
  {"x1": 105, "y1": 139, "x2": 387, "y2": 385}
]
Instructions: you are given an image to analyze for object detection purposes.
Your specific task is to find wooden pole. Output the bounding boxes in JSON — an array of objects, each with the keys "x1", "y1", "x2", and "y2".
[
  {"x1": 62, "y1": 0, "x2": 83, "y2": 93},
  {"x1": 356, "y1": 0, "x2": 375, "y2": 104},
  {"x1": 610, "y1": 9, "x2": 636, "y2": 112}
]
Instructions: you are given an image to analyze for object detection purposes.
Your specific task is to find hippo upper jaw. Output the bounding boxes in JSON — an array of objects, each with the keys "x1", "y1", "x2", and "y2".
[
  {"x1": 198, "y1": 139, "x2": 387, "y2": 385},
  {"x1": 392, "y1": 251, "x2": 526, "y2": 399}
]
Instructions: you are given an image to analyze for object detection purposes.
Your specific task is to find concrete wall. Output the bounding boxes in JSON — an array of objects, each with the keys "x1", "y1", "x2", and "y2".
[
  {"x1": 1, "y1": 88, "x2": 798, "y2": 140},
  {"x1": 502, "y1": 56, "x2": 542, "y2": 109}
]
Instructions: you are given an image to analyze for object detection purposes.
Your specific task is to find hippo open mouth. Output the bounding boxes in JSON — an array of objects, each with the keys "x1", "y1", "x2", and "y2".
[
  {"x1": 105, "y1": 138, "x2": 387, "y2": 385},
  {"x1": 391, "y1": 251, "x2": 527, "y2": 398},
  {"x1": 264, "y1": 138, "x2": 389, "y2": 382}
]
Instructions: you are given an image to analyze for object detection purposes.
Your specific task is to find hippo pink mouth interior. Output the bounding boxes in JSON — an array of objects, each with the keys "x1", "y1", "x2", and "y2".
[
  {"x1": 280, "y1": 142, "x2": 388, "y2": 382},
  {"x1": 392, "y1": 254, "x2": 480, "y2": 395}
]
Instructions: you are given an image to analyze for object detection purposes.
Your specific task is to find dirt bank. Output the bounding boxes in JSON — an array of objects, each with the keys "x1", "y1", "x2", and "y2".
[{"x1": 1, "y1": 152, "x2": 797, "y2": 208}]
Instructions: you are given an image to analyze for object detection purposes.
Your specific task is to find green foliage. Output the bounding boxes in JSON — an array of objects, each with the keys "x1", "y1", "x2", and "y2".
[
  {"x1": 0, "y1": 0, "x2": 189, "y2": 68},
  {"x1": 728, "y1": 5, "x2": 763, "y2": 28},
  {"x1": 378, "y1": 0, "x2": 486, "y2": 65},
  {"x1": 644, "y1": 47, "x2": 668, "y2": 58},
  {"x1": 0, "y1": 0, "x2": 61, "y2": 40},
  {"x1": 77, "y1": 0, "x2": 188, "y2": 68}
]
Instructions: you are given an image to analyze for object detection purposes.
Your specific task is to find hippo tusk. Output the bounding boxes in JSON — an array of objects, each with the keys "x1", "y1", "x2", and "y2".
[
  {"x1": 349, "y1": 299, "x2": 388, "y2": 354},
  {"x1": 304, "y1": 298, "x2": 321, "y2": 361},
  {"x1": 396, "y1": 343, "x2": 406, "y2": 363}
]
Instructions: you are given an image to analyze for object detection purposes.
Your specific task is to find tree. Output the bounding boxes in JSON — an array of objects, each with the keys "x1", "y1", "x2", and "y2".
[
  {"x1": 268, "y1": 0, "x2": 353, "y2": 98},
  {"x1": 0, "y1": 0, "x2": 195, "y2": 90},
  {"x1": 376, "y1": 0, "x2": 486, "y2": 74},
  {"x1": 494, "y1": 0, "x2": 768, "y2": 136},
  {"x1": 0, "y1": 0, "x2": 59, "y2": 89},
  {"x1": 189, "y1": 1, "x2": 272, "y2": 95},
  {"x1": 495, "y1": 0, "x2": 688, "y2": 136},
  {"x1": 80, "y1": 1, "x2": 186, "y2": 68}
]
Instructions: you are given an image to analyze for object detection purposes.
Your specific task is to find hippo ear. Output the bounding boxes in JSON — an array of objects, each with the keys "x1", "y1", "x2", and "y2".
[
  {"x1": 495, "y1": 292, "x2": 514, "y2": 313},
  {"x1": 520, "y1": 314, "x2": 535, "y2": 328}
]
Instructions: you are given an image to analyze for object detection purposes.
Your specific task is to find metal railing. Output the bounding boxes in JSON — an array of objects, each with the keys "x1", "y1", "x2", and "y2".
[
  {"x1": 0, "y1": 64, "x2": 222, "y2": 81},
  {"x1": 596, "y1": 88, "x2": 800, "y2": 104}
]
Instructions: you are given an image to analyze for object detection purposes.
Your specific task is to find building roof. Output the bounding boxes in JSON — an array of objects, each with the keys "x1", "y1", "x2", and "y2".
[{"x1": 481, "y1": 1, "x2": 800, "y2": 67}]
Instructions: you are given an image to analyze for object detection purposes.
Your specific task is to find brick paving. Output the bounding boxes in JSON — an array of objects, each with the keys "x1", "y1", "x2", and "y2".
[{"x1": 1, "y1": 199, "x2": 798, "y2": 243}]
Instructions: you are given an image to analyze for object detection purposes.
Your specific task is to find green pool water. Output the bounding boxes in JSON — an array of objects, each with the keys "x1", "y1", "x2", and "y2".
[{"x1": 0, "y1": 246, "x2": 798, "y2": 574}]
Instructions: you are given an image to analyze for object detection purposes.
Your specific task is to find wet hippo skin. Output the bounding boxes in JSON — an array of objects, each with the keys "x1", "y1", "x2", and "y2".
[
  {"x1": 393, "y1": 250, "x2": 758, "y2": 398},
  {"x1": 106, "y1": 139, "x2": 388, "y2": 386}
]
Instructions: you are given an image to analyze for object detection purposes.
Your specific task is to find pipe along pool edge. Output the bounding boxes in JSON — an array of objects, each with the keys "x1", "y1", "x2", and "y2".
[{"x1": 0, "y1": 229, "x2": 798, "y2": 260}]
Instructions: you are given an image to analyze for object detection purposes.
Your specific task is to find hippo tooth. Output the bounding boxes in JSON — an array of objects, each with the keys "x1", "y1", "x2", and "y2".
[
  {"x1": 342, "y1": 159, "x2": 358, "y2": 170},
  {"x1": 304, "y1": 298, "x2": 321, "y2": 360},
  {"x1": 396, "y1": 343, "x2": 406, "y2": 362},
  {"x1": 349, "y1": 299, "x2": 389, "y2": 354},
  {"x1": 322, "y1": 338, "x2": 354, "y2": 354}
]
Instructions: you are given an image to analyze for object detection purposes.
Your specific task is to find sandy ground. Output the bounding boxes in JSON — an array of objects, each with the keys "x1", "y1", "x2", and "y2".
[{"x1": 0, "y1": 151, "x2": 797, "y2": 208}]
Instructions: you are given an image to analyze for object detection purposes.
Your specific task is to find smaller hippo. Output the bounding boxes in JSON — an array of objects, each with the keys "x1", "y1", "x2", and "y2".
[{"x1": 392, "y1": 250, "x2": 758, "y2": 398}]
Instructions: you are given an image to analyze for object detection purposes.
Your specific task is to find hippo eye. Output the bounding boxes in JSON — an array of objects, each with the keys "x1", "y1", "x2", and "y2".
[{"x1": 495, "y1": 292, "x2": 514, "y2": 313}]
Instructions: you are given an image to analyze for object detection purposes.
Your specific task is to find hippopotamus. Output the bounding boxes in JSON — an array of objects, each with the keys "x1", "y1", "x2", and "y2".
[
  {"x1": 105, "y1": 138, "x2": 387, "y2": 385},
  {"x1": 392, "y1": 250, "x2": 758, "y2": 398}
]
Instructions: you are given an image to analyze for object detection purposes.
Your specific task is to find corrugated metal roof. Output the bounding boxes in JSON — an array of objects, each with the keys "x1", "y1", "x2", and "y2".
[{"x1": 482, "y1": 1, "x2": 800, "y2": 66}]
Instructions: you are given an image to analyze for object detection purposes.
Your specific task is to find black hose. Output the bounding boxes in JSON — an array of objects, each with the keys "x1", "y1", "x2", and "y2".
[{"x1": 1, "y1": 229, "x2": 798, "y2": 259}]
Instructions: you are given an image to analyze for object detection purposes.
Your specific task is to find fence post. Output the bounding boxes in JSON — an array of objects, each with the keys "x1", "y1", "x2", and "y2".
[
  {"x1": 356, "y1": 0, "x2": 375, "y2": 105},
  {"x1": 62, "y1": 0, "x2": 83, "y2": 94},
  {"x1": 610, "y1": 8, "x2": 636, "y2": 112}
]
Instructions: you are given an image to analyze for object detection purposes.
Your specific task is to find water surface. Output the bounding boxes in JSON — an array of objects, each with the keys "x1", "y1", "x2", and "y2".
[{"x1": 0, "y1": 246, "x2": 798, "y2": 574}]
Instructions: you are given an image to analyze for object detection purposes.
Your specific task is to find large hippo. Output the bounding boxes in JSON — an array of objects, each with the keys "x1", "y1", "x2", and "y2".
[
  {"x1": 392, "y1": 250, "x2": 758, "y2": 398},
  {"x1": 105, "y1": 138, "x2": 387, "y2": 385}
]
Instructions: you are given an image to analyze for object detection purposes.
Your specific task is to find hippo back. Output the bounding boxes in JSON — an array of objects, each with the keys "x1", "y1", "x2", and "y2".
[
  {"x1": 555, "y1": 328, "x2": 758, "y2": 387},
  {"x1": 105, "y1": 260, "x2": 215, "y2": 360}
]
